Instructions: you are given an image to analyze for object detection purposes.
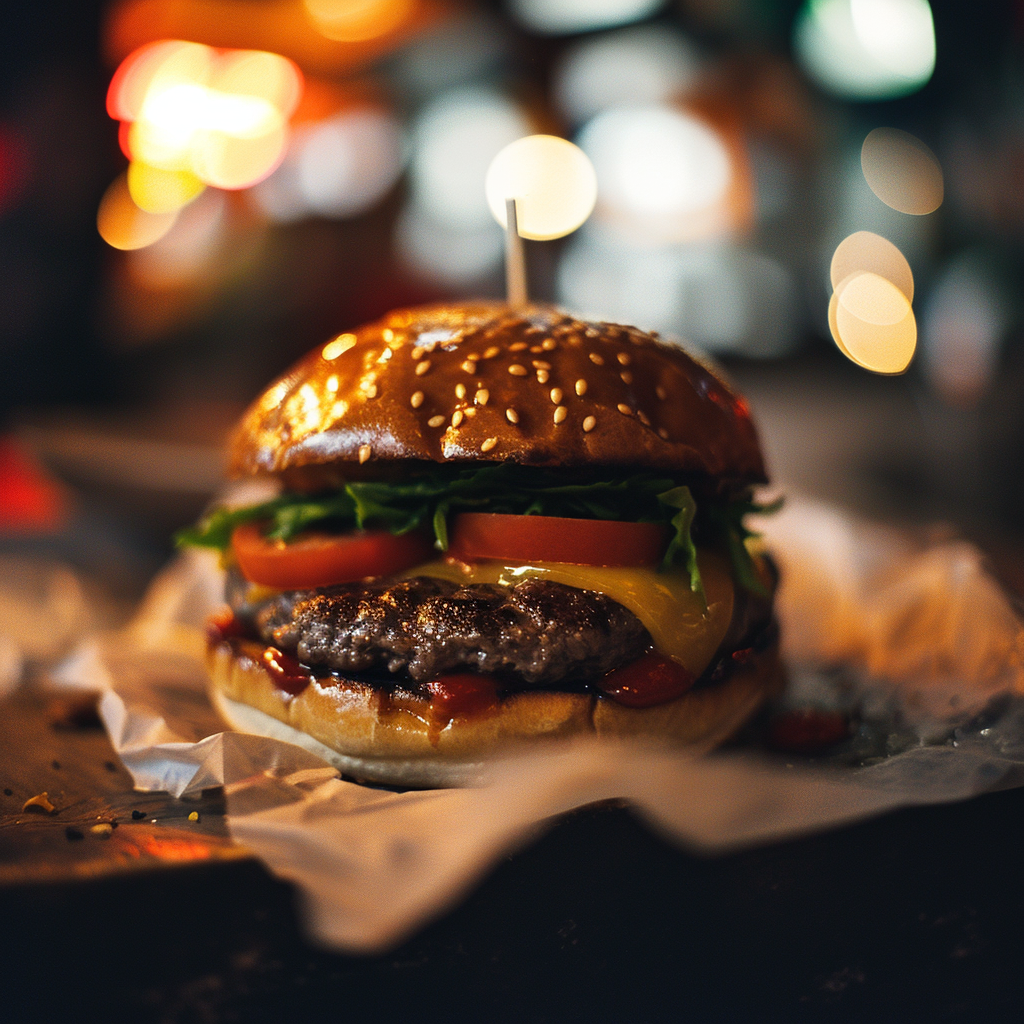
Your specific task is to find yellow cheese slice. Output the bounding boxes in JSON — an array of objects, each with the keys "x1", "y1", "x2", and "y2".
[{"x1": 406, "y1": 551, "x2": 734, "y2": 677}]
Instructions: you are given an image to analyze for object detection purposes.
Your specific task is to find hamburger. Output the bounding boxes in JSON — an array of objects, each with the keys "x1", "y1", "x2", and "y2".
[{"x1": 181, "y1": 302, "x2": 783, "y2": 787}]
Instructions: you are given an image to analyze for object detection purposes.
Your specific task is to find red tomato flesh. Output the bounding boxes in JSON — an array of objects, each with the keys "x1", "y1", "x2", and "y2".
[
  {"x1": 449, "y1": 512, "x2": 669, "y2": 567},
  {"x1": 598, "y1": 652, "x2": 695, "y2": 708},
  {"x1": 232, "y1": 522, "x2": 435, "y2": 589}
]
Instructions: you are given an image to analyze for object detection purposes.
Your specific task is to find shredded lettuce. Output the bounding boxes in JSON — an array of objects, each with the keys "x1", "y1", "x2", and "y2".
[{"x1": 175, "y1": 463, "x2": 780, "y2": 596}]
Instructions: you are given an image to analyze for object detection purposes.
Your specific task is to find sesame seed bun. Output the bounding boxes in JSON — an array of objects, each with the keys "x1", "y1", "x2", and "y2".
[
  {"x1": 227, "y1": 302, "x2": 765, "y2": 486},
  {"x1": 207, "y1": 634, "x2": 784, "y2": 788}
]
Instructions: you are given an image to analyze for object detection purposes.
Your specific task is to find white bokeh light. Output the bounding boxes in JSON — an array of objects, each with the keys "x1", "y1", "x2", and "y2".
[
  {"x1": 410, "y1": 88, "x2": 530, "y2": 228},
  {"x1": 578, "y1": 104, "x2": 731, "y2": 241},
  {"x1": 396, "y1": 204, "x2": 504, "y2": 285},
  {"x1": 485, "y1": 135, "x2": 597, "y2": 241},
  {"x1": 251, "y1": 107, "x2": 405, "y2": 222},
  {"x1": 794, "y1": 0, "x2": 935, "y2": 100},
  {"x1": 553, "y1": 24, "x2": 700, "y2": 126},
  {"x1": 508, "y1": 0, "x2": 665, "y2": 36}
]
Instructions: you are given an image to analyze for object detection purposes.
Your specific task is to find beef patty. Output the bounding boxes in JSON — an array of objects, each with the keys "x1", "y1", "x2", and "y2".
[{"x1": 230, "y1": 573, "x2": 651, "y2": 687}]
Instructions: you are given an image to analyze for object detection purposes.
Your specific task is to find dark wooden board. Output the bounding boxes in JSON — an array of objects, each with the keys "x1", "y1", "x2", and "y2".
[{"x1": 0, "y1": 690, "x2": 246, "y2": 883}]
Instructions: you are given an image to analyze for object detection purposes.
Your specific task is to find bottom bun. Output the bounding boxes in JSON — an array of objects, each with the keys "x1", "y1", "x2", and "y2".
[{"x1": 206, "y1": 637, "x2": 784, "y2": 788}]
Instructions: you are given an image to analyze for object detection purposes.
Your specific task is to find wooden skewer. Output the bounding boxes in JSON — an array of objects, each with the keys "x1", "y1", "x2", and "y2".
[{"x1": 504, "y1": 197, "x2": 527, "y2": 306}]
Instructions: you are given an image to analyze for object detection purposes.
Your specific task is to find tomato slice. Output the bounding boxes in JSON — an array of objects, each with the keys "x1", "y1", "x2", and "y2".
[
  {"x1": 449, "y1": 513, "x2": 669, "y2": 567},
  {"x1": 597, "y1": 652, "x2": 695, "y2": 708},
  {"x1": 231, "y1": 522, "x2": 435, "y2": 589}
]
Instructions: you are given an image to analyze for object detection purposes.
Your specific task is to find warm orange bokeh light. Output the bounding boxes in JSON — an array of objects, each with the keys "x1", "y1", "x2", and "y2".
[
  {"x1": 830, "y1": 230, "x2": 914, "y2": 303},
  {"x1": 97, "y1": 173, "x2": 178, "y2": 249},
  {"x1": 107, "y1": 38, "x2": 302, "y2": 209},
  {"x1": 303, "y1": 0, "x2": 415, "y2": 43},
  {"x1": 829, "y1": 271, "x2": 917, "y2": 375},
  {"x1": 861, "y1": 127, "x2": 943, "y2": 217}
]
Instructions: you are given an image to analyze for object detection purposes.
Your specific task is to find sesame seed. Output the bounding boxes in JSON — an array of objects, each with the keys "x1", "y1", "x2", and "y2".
[
  {"x1": 575, "y1": 379, "x2": 587, "y2": 396},
  {"x1": 620, "y1": 371, "x2": 633, "y2": 384},
  {"x1": 506, "y1": 407, "x2": 519, "y2": 424},
  {"x1": 637, "y1": 410, "x2": 651, "y2": 426},
  {"x1": 410, "y1": 391, "x2": 424, "y2": 408},
  {"x1": 536, "y1": 369, "x2": 550, "y2": 384},
  {"x1": 525, "y1": 324, "x2": 543, "y2": 334},
  {"x1": 658, "y1": 427, "x2": 669, "y2": 439},
  {"x1": 617, "y1": 403, "x2": 633, "y2": 416},
  {"x1": 589, "y1": 352, "x2": 604, "y2": 366},
  {"x1": 322, "y1": 334, "x2": 356, "y2": 360},
  {"x1": 382, "y1": 328, "x2": 394, "y2": 342},
  {"x1": 358, "y1": 444, "x2": 372, "y2": 464},
  {"x1": 415, "y1": 360, "x2": 431, "y2": 376},
  {"x1": 475, "y1": 388, "x2": 489, "y2": 406},
  {"x1": 582, "y1": 415, "x2": 596, "y2": 433},
  {"x1": 532, "y1": 360, "x2": 551, "y2": 370},
  {"x1": 464, "y1": 406, "x2": 476, "y2": 417},
  {"x1": 542, "y1": 338, "x2": 556, "y2": 351},
  {"x1": 509, "y1": 364, "x2": 528, "y2": 376},
  {"x1": 452, "y1": 410, "x2": 464, "y2": 427},
  {"x1": 461, "y1": 360, "x2": 477, "y2": 374},
  {"x1": 428, "y1": 415, "x2": 445, "y2": 428},
  {"x1": 483, "y1": 346, "x2": 500, "y2": 359},
  {"x1": 553, "y1": 405, "x2": 567, "y2": 424},
  {"x1": 326, "y1": 375, "x2": 339, "y2": 393},
  {"x1": 411, "y1": 346, "x2": 425, "y2": 360},
  {"x1": 585, "y1": 327, "x2": 599, "y2": 338},
  {"x1": 509, "y1": 341, "x2": 528, "y2": 352},
  {"x1": 656, "y1": 386, "x2": 667, "y2": 401},
  {"x1": 530, "y1": 345, "x2": 543, "y2": 353},
  {"x1": 550, "y1": 387, "x2": 563, "y2": 405},
  {"x1": 455, "y1": 383, "x2": 466, "y2": 399},
  {"x1": 481, "y1": 437, "x2": 498, "y2": 452},
  {"x1": 363, "y1": 383, "x2": 378, "y2": 399},
  {"x1": 617, "y1": 352, "x2": 631, "y2": 366}
]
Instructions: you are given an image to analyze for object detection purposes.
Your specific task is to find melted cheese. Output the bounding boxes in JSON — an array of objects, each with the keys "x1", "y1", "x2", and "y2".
[{"x1": 406, "y1": 552, "x2": 734, "y2": 677}]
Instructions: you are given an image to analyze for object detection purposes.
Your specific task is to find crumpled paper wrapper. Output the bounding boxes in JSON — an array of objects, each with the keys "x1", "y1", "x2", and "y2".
[{"x1": 52, "y1": 497, "x2": 1024, "y2": 953}]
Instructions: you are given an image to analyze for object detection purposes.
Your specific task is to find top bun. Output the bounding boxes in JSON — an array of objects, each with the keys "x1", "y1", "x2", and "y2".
[{"x1": 228, "y1": 303, "x2": 766, "y2": 484}]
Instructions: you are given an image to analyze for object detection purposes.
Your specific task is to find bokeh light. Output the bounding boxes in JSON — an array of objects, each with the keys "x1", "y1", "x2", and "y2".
[
  {"x1": 829, "y1": 271, "x2": 917, "y2": 374},
  {"x1": 396, "y1": 204, "x2": 505, "y2": 285},
  {"x1": 410, "y1": 87, "x2": 530, "y2": 228},
  {"x1": 861, "y1": 127, "x2": 943, "y2": 216},
  {"x1": 794, "y1": 0, "x2": 936, "y2": 100},
  {"x1": 127, "y1": 161, "x2": 205, "y2": 214},
  {"x1": 485, "y1": 135, "x2": 597, "y2": 241},
  {"x1": 303, "y1": 0, "x2": 416, "y2": 42},
  {"x1": 97, "y1": 173, "x2": 178, "y2": 250},
  {"x1": 107, "y1": 39, "x2": 303, "y2": 215},
  {"x1": 553, "y1": 24, "x2": 700, "y2": 127},
  {"x1": 830, "y1": 230, "x2": 914, "y2": 303},
  {"x1": 508, "y1": 0, "x2": 665, "y2": 36},
  {"x1": 577, "y1": 104, "x2": 732, "y2": 243}
]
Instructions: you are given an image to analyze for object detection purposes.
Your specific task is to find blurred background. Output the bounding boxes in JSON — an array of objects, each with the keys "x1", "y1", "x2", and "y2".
[{"x1": 1, "y1": 0, "x2": 1023, "y2": 636}]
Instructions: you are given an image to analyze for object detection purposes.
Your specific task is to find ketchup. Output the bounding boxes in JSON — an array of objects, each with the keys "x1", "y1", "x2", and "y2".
[
  {"x1": 262, "y1": 647, "x2": 311, "y2": 696},
  {"x1": 768, "y1": 709, "x2": 849, "y2": 754},
  {"x1": 425, "y1": 674, "x2": 499, "y2": 722},
  {"x1": 597, "y1": 653, "x2": 695, "y2": 708}
]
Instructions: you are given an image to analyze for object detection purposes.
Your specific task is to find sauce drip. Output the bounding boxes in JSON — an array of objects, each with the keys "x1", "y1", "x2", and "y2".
[
  {"x1": 597, "y1": 652, "x2": 695, "y2": 708},
  {"x1": 424, "y1": 674, "x2": 499, "y2": 745},
  {"x1": 262, "y1": 647, "x2": 311, "y2": 696}
]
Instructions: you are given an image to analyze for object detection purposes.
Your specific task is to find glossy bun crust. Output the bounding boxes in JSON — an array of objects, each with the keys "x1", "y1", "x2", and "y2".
[
  {"x1": 228, "y1": 303, "x2": 766, "y2": 485},
  {"x1": 207, "y1": 635, "x2": 784, "y2": 788}
]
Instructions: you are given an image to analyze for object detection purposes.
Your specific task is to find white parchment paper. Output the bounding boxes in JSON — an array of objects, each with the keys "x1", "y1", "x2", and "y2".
[{"x1": 53, "y1": 497, "x2": 1024, "y2": 952}]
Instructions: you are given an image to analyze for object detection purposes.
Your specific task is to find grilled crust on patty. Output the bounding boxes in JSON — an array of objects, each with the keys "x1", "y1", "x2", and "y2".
[{"x1": 206, "y1": 633, "x2": 784, "y2": 788}]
